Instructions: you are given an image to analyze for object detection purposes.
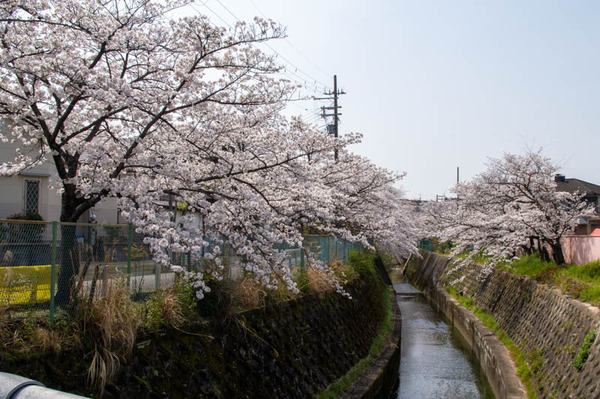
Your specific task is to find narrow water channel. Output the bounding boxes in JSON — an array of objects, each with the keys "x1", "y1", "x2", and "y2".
[{"x1": 392, "y1": 282, "x2": 495, "y2": 399}]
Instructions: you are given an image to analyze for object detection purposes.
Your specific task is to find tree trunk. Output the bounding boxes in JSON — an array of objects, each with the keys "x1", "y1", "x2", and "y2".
[
  {"x1": 541, "y1": 246, "x2": 551, "y2": 263},
  {"x1": 55, "y1": 223, "x2": 79, "y2": 305},
  {"x1": 55, "y1": 192, "x2": 82, "y2": 306},
  {"x1": 551, "y1": 241, "x2": 566, "y2": 265},
  {"x1": 527, "y1": 237, "x2": 535, "y2": 255}
]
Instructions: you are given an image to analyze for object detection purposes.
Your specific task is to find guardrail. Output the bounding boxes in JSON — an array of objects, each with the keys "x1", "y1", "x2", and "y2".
[{"x1": 0, "y1": 372, "x2": 88, "y2": 398}]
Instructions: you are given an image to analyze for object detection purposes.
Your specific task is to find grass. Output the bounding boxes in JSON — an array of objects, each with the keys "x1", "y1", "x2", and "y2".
[
  {"x1": 573, "y1": 329, "x2": 596, "y2": 370},
  {"x1": 317, "y1": 287, "x2": 393, "y2": 399},
  {"x1": 499, "y1": 255, "x2": 600, "y2": 306},
  {"x1": 446, "y1": 287, "x2": 537, "y2": 399},
  {"x1": 499, "y1": 254, "x2": 558, "y2": 279}
]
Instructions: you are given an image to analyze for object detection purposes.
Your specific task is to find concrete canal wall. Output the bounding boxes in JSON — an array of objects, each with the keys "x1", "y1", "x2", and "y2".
[
  {"x1": 405, "y1": 251, "x2": 600, "y2": 399},
  {"x1": 342, "y1": 288, "x2": 402, "y2": 399}
]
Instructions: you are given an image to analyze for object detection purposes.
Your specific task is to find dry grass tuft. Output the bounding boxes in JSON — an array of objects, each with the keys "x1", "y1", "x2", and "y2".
[
  {"x1": 32, "y1": 326, "x2": 61, "y2": 355},
  {"x1": 234, "y1": 276, "x2": 267, "y2": 309},
  {"x1": 88, "y1": 345, "x2": 120, "y2": 392},
  {"x1": 75, "y1": 278, "x2": 140, "y2": 395},
  {"x1": 306, "y1": 267, "x2": 336, "y2": 294},
  {"x1": 146, "y1": 287, "x2": 186, "y2": 329}
]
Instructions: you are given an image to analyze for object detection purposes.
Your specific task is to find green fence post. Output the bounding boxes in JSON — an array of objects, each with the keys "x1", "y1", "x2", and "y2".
[
  {"x1": 300, "y1": 247, "x2": 305, "y2": 273},
  {"x1": 127, "y1": 223, "x2": 133, "y2": 288},
  {"x1": 50, "y1": 221, "x2": 57, "y2": 325}
]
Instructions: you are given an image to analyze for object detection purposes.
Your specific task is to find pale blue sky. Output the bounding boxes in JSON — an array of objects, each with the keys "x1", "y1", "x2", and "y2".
[{"x1": 184, "y1": 0, "x2": 600, "y2": 199}]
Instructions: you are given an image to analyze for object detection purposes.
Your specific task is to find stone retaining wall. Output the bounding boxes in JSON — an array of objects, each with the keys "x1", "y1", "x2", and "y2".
[
  {"x1": 1, "y1": 275, "x2": 389, "y2": 398},
  {"x1": 342, "y1": 289, "x2": 402, "y2": 399},
  {"x1": 405, "y1": 251, "x2": 600, "y2": 399}
]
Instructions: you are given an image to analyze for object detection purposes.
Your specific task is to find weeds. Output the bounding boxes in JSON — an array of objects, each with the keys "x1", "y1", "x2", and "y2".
[
  {"x1": 76, "y1": 278, "x2": 140, "y2": 394},
  {"x1": 233, "y1": 275, "x2": 266, "y2": 309},
  {"x1": 499, "y1": 254, "x2": 558, "y2": 282},
  {"x1": 143, "y1": 277, "x2": 197, "y2": 332},
  {"x1": 499, "y1": 255, "x2": 600, "y2": 305},
  {"x1": 573, "y1": 329, "x2": 596, "y2": 370},
  {"x1": 0, "y1": 247, "x2": 380, "y2": 396}
]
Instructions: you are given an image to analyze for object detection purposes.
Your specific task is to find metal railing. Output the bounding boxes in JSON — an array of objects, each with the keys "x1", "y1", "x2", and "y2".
[{"x1": 0, "y1": 372, "x2": 88, "y2": 399}]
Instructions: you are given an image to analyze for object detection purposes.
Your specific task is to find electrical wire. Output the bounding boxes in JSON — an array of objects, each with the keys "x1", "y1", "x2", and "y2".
[
  {"x1": 209, "y1": 0, "x2": 330, "y2": 89},
  {"x1": 189, "y1": 2, "x2": 323, "y2": 99},
  {"x1": 247, "y1": 0, "x2": 332, "y2": 81},
  {"x1": 185, "y1": 0, "x2": 335, "y2": 131}
]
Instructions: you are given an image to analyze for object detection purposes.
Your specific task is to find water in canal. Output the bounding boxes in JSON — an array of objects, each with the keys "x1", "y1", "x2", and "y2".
[{"x1": 392, "y1": 283, "x2": 495, "y2": 399}]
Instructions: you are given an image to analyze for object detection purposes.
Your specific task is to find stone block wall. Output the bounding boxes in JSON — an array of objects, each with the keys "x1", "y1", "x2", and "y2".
[
  {"x1": 406, "y1": 252, "x2": 600, "y2": 399},
  {"x1": 1, "y1": 276, "x2": 387, "y2": 398}
]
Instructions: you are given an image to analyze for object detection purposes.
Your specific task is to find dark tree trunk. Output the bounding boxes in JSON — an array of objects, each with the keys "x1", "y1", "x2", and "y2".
[
  {"x1": 55, "y1": 224, "x2": 79, "y2": 305},
  {"x1": 527, "y1": 237, "x2": 535, "y2": 255},
  {"x1": 55, "y1": 191, "x2": 83, "y2": 306},
  {"x1": 551, "y1": 241, "x2": 566, "y2": 265},
  {"x1": 540, "y1": 246, "x2": 551, "y2": 263}
]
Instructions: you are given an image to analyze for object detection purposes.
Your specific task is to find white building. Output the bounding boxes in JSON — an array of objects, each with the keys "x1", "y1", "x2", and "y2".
[{"x1": 0, "y1": 119, "x2": 119, "y2": 223}]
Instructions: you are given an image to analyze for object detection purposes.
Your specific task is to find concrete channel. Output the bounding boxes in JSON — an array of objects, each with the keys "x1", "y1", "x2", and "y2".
[{"x1": 391, "y1": 282, "x2": 495, "y2": 399}]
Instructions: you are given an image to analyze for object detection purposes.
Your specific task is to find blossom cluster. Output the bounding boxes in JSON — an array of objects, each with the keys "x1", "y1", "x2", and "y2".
[
  {"x1": 0, "y1": 0, "x2": 419, "y2": 298},
  {"x1": 427, "y1": 151, "x2": 595, "y2": 271}
]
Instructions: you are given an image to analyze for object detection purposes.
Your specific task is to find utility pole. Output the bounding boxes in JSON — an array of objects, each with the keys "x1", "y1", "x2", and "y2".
[{"x1": 315, "y1": 75, "x2": 345, "y2": 160}]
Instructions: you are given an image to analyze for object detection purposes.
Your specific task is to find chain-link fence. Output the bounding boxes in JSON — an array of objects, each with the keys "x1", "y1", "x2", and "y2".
[{"x1": 0, "y1": 220, "x2": 361, "y2": 322}]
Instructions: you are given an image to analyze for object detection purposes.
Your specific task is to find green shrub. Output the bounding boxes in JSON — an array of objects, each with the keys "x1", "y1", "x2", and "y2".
[
  {"x1": 563, "y1": 260, "x2": 600, "y2": 280},
  {"x1": 144, "y1": 277, "x2": 198, "y2": 332},
  {"x1": 347, "y1": 249, "x2": 377, "y2": 279},
  {"x1": 7, "y1": 212, "x2": 44, "y2": 221},
  {"x1": 196, "y1": 276, "x2": 236, "y2": 319}
]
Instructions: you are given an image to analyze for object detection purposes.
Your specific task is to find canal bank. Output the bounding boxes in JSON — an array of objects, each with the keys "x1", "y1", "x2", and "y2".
[
  {"x1": 0, "y1": 252, "x2": 394, "y2": 398},
  {"x1": 401, "y1": 253, "x2": 527, "y2": 399},
  {"x1": 341, "y1": 288, "x2": 402, "y2": 399},
  {"x1": 404, "y1": 250, "x2": 600, "y2": 399},
  {"x1": 393, "y1": 282, "x2": 495, "y2": 399}
]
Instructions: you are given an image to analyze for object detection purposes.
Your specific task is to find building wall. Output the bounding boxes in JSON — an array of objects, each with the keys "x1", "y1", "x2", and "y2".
[
  {"x1": 0, "y1": 121, "x2": 118, "y2": 224},
  {"x1": 562, "y1": 235, "x2": 600, "y2": 265},
  {"x1": 0, "y1": 130, "x2": 62, "y2": 221}
]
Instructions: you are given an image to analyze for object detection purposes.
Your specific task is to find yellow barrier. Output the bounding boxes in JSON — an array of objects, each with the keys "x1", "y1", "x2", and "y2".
[{"x1": 0, "y1": 265, "x2": 59, "y2": 306}]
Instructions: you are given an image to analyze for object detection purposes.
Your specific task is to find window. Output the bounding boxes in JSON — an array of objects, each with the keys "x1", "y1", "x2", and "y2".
[{"x1": 24, "y1": 180, "x2": 40, "y2": 214}]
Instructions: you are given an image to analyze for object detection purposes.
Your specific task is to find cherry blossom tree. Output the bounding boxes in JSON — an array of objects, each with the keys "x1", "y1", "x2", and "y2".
[
  {"x1": 0, "y1": 0, "x2": 419, "y2": 302},
  {"x1": 316, "y1": 151, "x2": 419, "y2": 258},
  {"x1": 432, "y1": 151, "x2": 594, "y2": 268}
]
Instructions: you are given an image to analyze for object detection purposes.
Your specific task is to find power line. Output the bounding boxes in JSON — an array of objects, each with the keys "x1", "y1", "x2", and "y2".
[
  {"x1": 190, "y1": 2, "x2": 232, "y2": 28},
  {"x1": 213, "y1": 0, "x2": 239, "y2": 22},
  {"x1": 184, "y1": 1, "x2": 334, "y2": 119},
  {"x1": 206, "y1": 0, "x2": 330, "y2": 89},
  {"x1": 190, "y1": 3, "x2": 329, "y2": 99},
  {"x1": 247, "y1": 0, "x2": 332, "y2": 81}
]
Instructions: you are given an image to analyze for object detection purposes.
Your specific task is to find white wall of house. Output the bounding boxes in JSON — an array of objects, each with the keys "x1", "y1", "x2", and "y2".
[{"x1": 0, "y1": 119, "x2": 119, "y2": 224}]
